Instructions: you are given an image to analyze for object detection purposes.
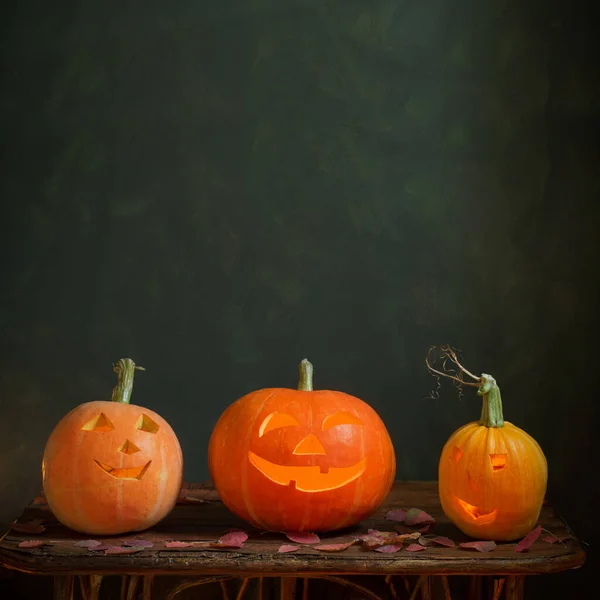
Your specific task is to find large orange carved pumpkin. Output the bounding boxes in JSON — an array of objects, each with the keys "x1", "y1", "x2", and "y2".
[
  {"x1": 438, "y1": 372, "x2": 547, "y2": 541},
  {"x1": 208, "y1": 359, "x2": 396, "y2": 532},
  {"x1": 42, "y1": 359, "x2": 183, "y2": 535}
]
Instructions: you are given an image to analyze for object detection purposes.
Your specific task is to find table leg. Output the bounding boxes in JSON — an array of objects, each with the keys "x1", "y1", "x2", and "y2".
[
  {"x1": 280, "y1": 577, "x2": 297, "y2": 600},
  {"x1": 142, "y1": 576, "x2": 153, "y2": 600},
  {"x1": 420, "y1": 576, "x2": 433, "y2": 599},
  {"x1": 54, "y1": 576, "x2": 74, "y2": 600},
  {"x1": 468, "y1": 576, "x2": 482, "y2": 600},
  {"x1": 505, "y1": 576, "x2": 525, "y2": 600},
  {"x1": 79, "y1": 575, "x2": 104, "y2": 600}
]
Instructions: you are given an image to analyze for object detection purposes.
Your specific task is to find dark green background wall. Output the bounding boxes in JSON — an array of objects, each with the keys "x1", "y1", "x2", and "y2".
[{"x1": 1, "y1": 0, "x2": 598, "y2": 597}]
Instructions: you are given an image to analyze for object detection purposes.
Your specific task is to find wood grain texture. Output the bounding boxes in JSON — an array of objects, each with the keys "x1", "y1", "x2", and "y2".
[{"x1": 0, "y1": 482, "x2": 585, "y2": 577}]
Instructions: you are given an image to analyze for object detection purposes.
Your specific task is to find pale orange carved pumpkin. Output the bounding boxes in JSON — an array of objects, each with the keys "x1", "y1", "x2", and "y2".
[
  {"x1": 42, "y1": 359, "x2": 183, "y2": 535},
  {"x1": 208, "y1": 359, "x2": 396, "y2": 532},
  {"x1": 438, "y1": 373, "x2": 547, "y2": 541}
]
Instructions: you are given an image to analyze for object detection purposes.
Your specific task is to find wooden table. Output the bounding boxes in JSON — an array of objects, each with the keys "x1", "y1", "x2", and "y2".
[{"x1": 0, "y1": 481, "x2": 585, "y2": 600}]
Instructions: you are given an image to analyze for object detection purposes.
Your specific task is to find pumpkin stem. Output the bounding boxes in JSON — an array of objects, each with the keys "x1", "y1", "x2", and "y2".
[
  {"x1": 478, "y1": 374, "x2": 504, "y2": 428},
  {"x1": 111, "y1": 358, "x2": 145, "y2": 404},
  {"x1": 297, "y1": 359, "x2": 314, "y2": 391}
]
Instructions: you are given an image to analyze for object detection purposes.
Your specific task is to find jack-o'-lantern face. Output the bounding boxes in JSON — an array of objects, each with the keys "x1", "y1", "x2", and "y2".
[{"x1": 248, "y1": 410, "x2": 366, "y2": 492}]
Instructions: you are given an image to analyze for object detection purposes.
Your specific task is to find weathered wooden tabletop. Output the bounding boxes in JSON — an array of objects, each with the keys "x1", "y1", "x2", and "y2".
[{"x1": 0, "y1": 481, "x2": 585, "y2": 578}]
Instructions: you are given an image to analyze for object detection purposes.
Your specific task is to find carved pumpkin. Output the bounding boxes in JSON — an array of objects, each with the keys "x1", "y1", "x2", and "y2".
[
  {"x1": 208, "y1": 359, "x2": 396, "y2": 532},
  {"x1": 42, "y1": 359, "x2": 183, "y2": 535},
  {"x1": 438, "y1": 373, "x2": 547, "y2": 541}
]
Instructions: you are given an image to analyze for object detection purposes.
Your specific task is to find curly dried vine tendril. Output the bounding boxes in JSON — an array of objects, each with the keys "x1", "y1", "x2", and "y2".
[{"x1": 425, "y1": 345, "x2": 481, "y2": 401}]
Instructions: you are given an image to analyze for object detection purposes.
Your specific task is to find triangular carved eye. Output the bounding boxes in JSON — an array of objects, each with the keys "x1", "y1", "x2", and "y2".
[
  {"x1": 81, "y1": 413, "x2": 114, "y2": 432},
  {"x1": 136, "y1": 414, "x2": 159, "y2": 434}
]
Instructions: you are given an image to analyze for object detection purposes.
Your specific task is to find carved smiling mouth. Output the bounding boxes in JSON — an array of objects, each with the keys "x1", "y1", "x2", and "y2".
[
  {"x1": 94, "y1": 460, "x2": 152, "y2": 480},
  {"x1": 455, "y1": 497, "x2": 498, "y2": 524},
  {"x1": 248, "y1": 451, "x2": 366, "y2": 492}
]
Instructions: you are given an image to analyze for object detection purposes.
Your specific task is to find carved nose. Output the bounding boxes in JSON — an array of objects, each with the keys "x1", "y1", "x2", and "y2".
[
  {"x1": 118, "y1": 439, "x2": 141, "y2": 454},
  {"x1": 293, "y1": 433, "x2": 326, "y2": 455}
]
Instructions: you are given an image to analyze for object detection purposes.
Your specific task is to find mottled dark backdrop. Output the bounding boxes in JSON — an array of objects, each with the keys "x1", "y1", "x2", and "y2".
[{"x1": 1, "y1": 0, "x2": 598, "y2": 597}]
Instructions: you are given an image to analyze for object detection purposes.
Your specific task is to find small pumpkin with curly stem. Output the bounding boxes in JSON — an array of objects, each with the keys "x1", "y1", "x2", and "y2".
[{"x1": 429, "y1": 348, "x2": 547, "y2": 541}]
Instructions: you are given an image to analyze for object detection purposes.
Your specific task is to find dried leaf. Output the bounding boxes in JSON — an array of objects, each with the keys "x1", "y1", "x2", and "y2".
[
  {"x1": 541, "y1": 534, "x2": 571, "y2": 544},
  {"x1": 405, "y1": 544, "x2": 426, "y2": 552},
  {"x1": 104, "y1": 546, "x2": 145, "y2": 555},
  {"x1": 123, "y1": 539, "x2": 153, "y2": 548},
  {"x1": 397, "y1": 531, "x2": 422, "y2": 542},
  {"x1": 459, "y1": 541, "x2": 496, "y2": 552},
  {"x1": 217, "y1": 530, "x2": 248, "y2": 548},
  {"x1": 385, "y1": 509, "x2": 407, "y2": 523},
  {"x1": 18, "y1": 540, "x2": 46, "y2": 549},
  {"x1": 405, "y1": 509, "x2": 435, "y2": 527},
  {"x1": 514, "y1": 526, "x2": 542, "y2": 552},
  {"x1": 88, "y1": 545, "x2": 111, "y2": 552},
  {"x1": 418, "y1": 536, "x2": 434, "y2": 547},
  {"x1": 431, "y1": 536, "x2": 456, "y2": 548},
  {"x1": 415, "y1": 525, "x2": 431, "y2": 533},
  {"x1": 278, "y1": 544, "x2": 301, "y2": 553},
  {"x1": 10, "y1": 520, "x2": 46, "y2": 534},
  {"x1": 374, "y1": 544, "x2": 402, "y2": 553},
  {"x1": 314, "y1": 541, "x2": 355, "y2": 552},
  {"x1": 164, "y1": 541, "x2": 193, "y2": 549},
  {"x1": 75, "y1": 540, "x2": 102, "y2": 549},
  {"x1": 358, "y1": 530, "x2": 398, "y2": 549},
  {"x1": 285, "y1": 532, "x2": 320, "y2": 544}
]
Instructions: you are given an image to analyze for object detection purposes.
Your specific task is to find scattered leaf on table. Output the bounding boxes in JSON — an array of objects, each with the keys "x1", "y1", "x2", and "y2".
[
  {"x1": 10, "y1": 520, "x2": 46, "y2": 534},
  {"x1": 216, "y1": 530, "x2": 248, "y2": 548},
  {"x1": 164, "y1": 541, "x2": 192, "y2": 549},
  {"x1": 431, "y1": 536, "x2": 456, "y2": 548},
  {"x1": 123, "y1": 539, "x2": 153, "y2": 548},
  {"x1": 104, "y1": 546, "x2": 145, "y2": 555},
  {"x1": 415, "y1": 525, "x2": 431, "y2": 533},
  {"x1": 18, "y1": 540, "x2": 46, "y2": 548},
  {"x1": 314, "y1": 541, "x2": 355, "y2": 552},
  {"x1": 75, "y1": 540, "x2": 102, "y2": 549},
  {"x1": 418, "y1": 536, "x2": 434, "y2": 547},
  {"x1": 278, "y1": 544, "x2": 301, "y2": 553},
  {"x1": 285, "y1": 532, "x2": 320, "y2": 544},
  {"x1": 32, "y1": 496, "x2": 48, "y2": 505},
  {"x1": 374, "y1": 544, "x2": 402, "y2": 553},
  {"x1": 541, "y1": 534, "x2": 571, "y2": 544},
  {"x1": 397, "y1": 531, "x2": 422, "y2": 541},
  {"x1": 179, "y1": 496, "x2": 207, "y2": 504},
  {"x1": 358, "y1": 530, "x2": 397, "y2": 549},
  {"x1": 385, "y1": 509, "x2": 406, "y2": 522},
  {"x1": 459, "y1": 541, "x2": 496, "y2": 552},
  {"x1": 514, "y1": 526, "x2": 542, "y2": 552},
  {"x1": 406, "y1": 544, "x2": 426, "y2": 552},
  {"x1": 89, "y1": 545, "x2": 111, "y2": 552},
  {"x1": 405, "y1": 509, "x2": 435, "y2": 527}
]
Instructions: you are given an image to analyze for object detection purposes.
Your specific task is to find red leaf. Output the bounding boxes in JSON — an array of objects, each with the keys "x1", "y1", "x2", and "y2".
[
  {"x1": 385, "y1": 509, "x2": 407, "y2": 523},
  {"x1": 104, "y1": 546, "x2": 145, "y2": 555},
  {"x1": 459, "y1": 541, "x2": 496, "y2": 552},
  {"x1": 10, "y1": 520, "x2": 46, "y2": 534},
  {"x1": 405, "y1": 509, "x2": 435, "y2": 527},
  {"x1": 374, "y1": 544, "x2": 402, "y2": 553},
  {"x1": 514, "y1": 526, "x2": 542, "y2": 552},
  {"x1": 415, "y1": 525, "x2": 431, "y2": 533},
  {"x1": 123, "y1": 539, "x2": 153, "y2": 548},
  {"x1": 285, "y1": 532, "x2": 320, "y2": 544},
  {"x1": 431, "y1": 536, "x2": 456, "y2": 548},
  {"x1": 217, "y1": 530, "x2": 248, "y2": 548},
  {"x1": 76, "y1": 540, "x2": 102, "y2": 549},
  {"x1": 88, "y1": 545, "x2": 111, "y2": 552},
  {"x1": 18, "y1": 540, "x2": 46, "y2": 549},
  {"x1": 406, "y1": 544, "x2": 426, "y2": 552},
  {"x1": 541, "y1": 534, "x2": 571, "y2": 544},
  {"x1": 278, "y1": 544, "x2": 301, "y2": 553},
  {"x1": 314, "y1": 541, "x2": 355, "y2": 552},
  {"x1": 164, "y1": 541, "x2": 192, "y2": 549}
]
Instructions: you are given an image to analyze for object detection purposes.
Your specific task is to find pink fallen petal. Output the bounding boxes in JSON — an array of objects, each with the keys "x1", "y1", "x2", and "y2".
[
  {"x1": 278, "y1": 544, "x2": 301, "y2": 553},
  {"x1": 104, "y1": 546, "x2": 145, "y2": 555},
  {"x1": 285, "y1": 532, "x2": 320, "y2": 544},
  {"x1": 541, "y1": 534, "x2": 571, "y2": 544},
  {"x1": 76, "y1": 540, "x2": 102, "y2": 549},
  {"x1": 374, "y1": 544, "x2": 402, "y2": 553},
  {"x1": 385, "y1": 509, "x2": 407, "y2": 523},
  {"x1": 405, "y1": 544, "x2": 426, "y2": 552},
  {"x1": 405, "y1": 509, "x2": 436, "y2": 527},
  {"x1": 314, "y1": 541, "x2": 355, "y2": 552},
  {"x1": 218, "y1": 530, "x2": 248, "y2": 547},
  {"x1": 515, "y1": 526, "x2": 542, "y2": 552},
  {"x1": 123, "y1": 539, "x2": 153, "y2": 548},
  {"x1": 164, "y1": 541, "x2": 192, "y2": 549},
  {"x1": 459, "y1": 541, "x2": 496, "y2": 553},
  {"x1": 18, "y1": 540, "x2": 46, "y2": 548},
  {"x1": 431, "y1": 536, "x2": 456, "y2": 548}
]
